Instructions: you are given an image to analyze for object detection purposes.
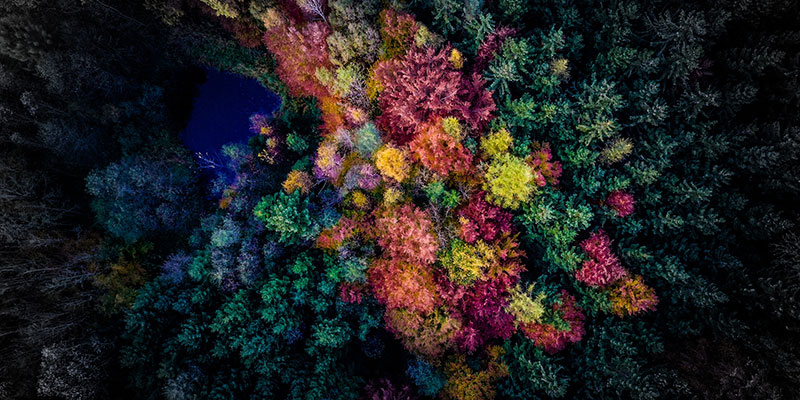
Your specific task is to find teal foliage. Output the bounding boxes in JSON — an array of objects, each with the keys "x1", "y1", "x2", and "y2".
[
  {"x1": 123, "y1": 245, "x2": 385, "y2": 399},
  {"x1": 499, "y1": 339, "x2": 567, "y2": 399},
  {"x1": 253, "y1": 191, "x2": 318, "y2": 245},
  {"x1": 406, "y1": 358, "x2": 446, "y2": 397},
  {"x1": 424, "y1": 180, "x2": 461, "y2": 209},
  {"x1": 287, "y1": 131, "x2": 310, "y2": 153},
  {"x1": 355, "y1": 122, "x2": 383, "y2": 157}
]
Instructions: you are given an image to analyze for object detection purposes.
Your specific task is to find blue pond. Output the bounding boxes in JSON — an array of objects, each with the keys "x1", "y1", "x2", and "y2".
[{"x1": 181, "y1": 68, "x2": 281, "y2": 170}]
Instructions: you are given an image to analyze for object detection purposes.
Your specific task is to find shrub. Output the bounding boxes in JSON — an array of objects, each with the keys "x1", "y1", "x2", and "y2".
[
  {"x1": 372, "y1": 203, "x2": 439, "y2": 265},
  {"x1": 483, "y1": 153, "x2": 538, "y2": 209},
  {"x1": 313, "y1": 141, "x2": 343, "y2": 181},
  {"x1": 441, "y1": 347, "x2": 508, "y2": 400},
  {"x1": 480, "y1": 128, "x2": 513, "y2": 159},
  {"x1": 283, "y1": 170, "x2": 313, "y2": 194},
  {"x1": 384, "y1": 307, "x2": 461, "y2": 359},
  {"x1": 574, "y1": 230, "x2": 628, "y2": 288},
  {"x1": 506, "y1": 284, "x2": 547, "y2": 325},
  {"x1": 253, "y1": 191, "x2": 316, "y2": 245},
  {"x1": 608, "y1": 275, "x2": 659, "y2": 317},
  {"x1": 378, "y1": 9, "x2": 419, "y2": 60},
  {"x1": 475, "y1": 26, "x2": 517, "y2": 71},
  {"x1": 528, "y1": 143, "x2": 561, "y2": 186},
  {"x1": 368, "y1": 257, "x2": 440, "y2": 314},
  {"x1": 457, "y1": 191, "x2": 514, "y2": 243},
  {"x1": 605, "y1": 190, "x2": 635, "y2": 217},
  {"x1": 409, "y1": 121, "x2": 473, "y2": 177},
  {"x1": 439, "y1": 239, "x2": 493, "y2": 286},
  {"x1": 376, "y1": 45, "x2": 465, "y2": 144},
  {"x1": 374, "y1": 144, "x2": 410, "y2": 183},
  {"x1": 262, "y1": 17, "x2": 334, "y2": 100},
  {"x1": 355, "y1": 122, "x2": 383, "y2": 157},
  {"x1": 519, "y1": 291, "x2": 585, "y2": 354}
]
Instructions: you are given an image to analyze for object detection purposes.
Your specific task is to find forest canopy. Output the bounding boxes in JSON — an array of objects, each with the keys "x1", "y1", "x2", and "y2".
[{"x1": 1, "y1": 0, "x2": 799, "y2": 399}]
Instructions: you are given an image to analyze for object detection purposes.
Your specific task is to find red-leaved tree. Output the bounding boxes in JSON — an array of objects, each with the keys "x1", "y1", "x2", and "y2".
[{"x1": 376, "y1": 46, "x2": 495, "y2": 144}]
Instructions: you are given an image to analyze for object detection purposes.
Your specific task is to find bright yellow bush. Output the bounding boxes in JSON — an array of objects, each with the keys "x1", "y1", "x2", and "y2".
[
  {"x1": 480, "y1": 128, "x2": 513, "y2": 158},
  {"x1": 374, "y1": 144, "x2": 410, "y2": 183},
  {"x1": 283, "y1": 170, "x2": 312, "y2": 195},
  {"x1": 483, "y1": 153, "x2": 536, "y2": 209},
  {"x1": 450, "y1": 48, "x2": 464, "y2": 69},
  {"x1": 442, "y1": 116, "x2": 462, "y2": 140},
  {"x1": 439, "y1": 240, "x2": 496, "y2": 286},
  {"x1": 506, "y1": 284, "x2": 546, "y2": 325}
]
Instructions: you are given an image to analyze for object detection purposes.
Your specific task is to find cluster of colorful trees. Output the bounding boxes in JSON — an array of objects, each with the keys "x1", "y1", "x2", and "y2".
[
  {"x1": 115, "y1": 0, "x2": 800, "y2": 398},
  {"x1": 243, "y1": 7, "x2": 667, "y2": 393},
  {"x1": 3, "y1": 0, "x2": 800, "y2": 399}
]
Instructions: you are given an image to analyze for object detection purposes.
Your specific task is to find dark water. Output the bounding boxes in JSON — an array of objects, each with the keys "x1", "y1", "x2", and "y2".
[{"x1": 180, "y1": 68, "x2": 281, "y2": 168}]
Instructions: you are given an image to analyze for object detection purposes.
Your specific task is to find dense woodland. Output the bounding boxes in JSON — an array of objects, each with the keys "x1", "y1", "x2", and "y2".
[{"x1": 1, "y1": 0, "x2": 799, "y2": 399}]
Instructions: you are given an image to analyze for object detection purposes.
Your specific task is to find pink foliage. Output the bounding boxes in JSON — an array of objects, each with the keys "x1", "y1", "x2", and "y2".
[
  {"x1": 339, "y1": 281, "x2": 365, "y2": 304},
  {"x1": 454, "y1": 278, "x2": 517, "y2": 352},
  {"x1": 474, "y1": 26, "x2": 517, "y2": 71},
  {"x1": 452, "y1": 324, "x2": 482, "y2": 354},
  {"x1": 376, "y1": 46, "x2": 495, "y2": 144},
  {"x1": 575, "y1": 230, "x2": 628, "y2": 287},
  {"x1": 408, "y1": 122, "x2": 473, "y2": 176},
  {"x1": 520, "y1": 290, "x2": 585, "y2": 354},
  {"x1": 372, "y1": 204, "x2": 439, "y2": 265},
  {"x1": 372, "y1": 58, "x2": 401, "y2": 87},
  {"x1": 434, "y1": 272, "x2": 518, "y2": 353},
  {"x1": 529, "y1": 143, "x2": 562, "y2": 186},
  {"x1": 458, "y1": 72, "x2": 497, "y2": 132},
  {"x1": 263, "y1": 20, "x2": 333, "y2": 99},
  {"x1": 606, "y1": 190, "x2": 635, "y2": 217},
  {"x1": 457, "y1": 192, "x2": 514, "y2": 243},
  {"x1": 376, "y1": 46, "x2": 464, "y2": 144},
  {"x1": 317, "y1": 216, "x2": 358, "y2": 250},
  {"x1": 368, "y1": 258, "x2": 440, "y2": 314}
]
